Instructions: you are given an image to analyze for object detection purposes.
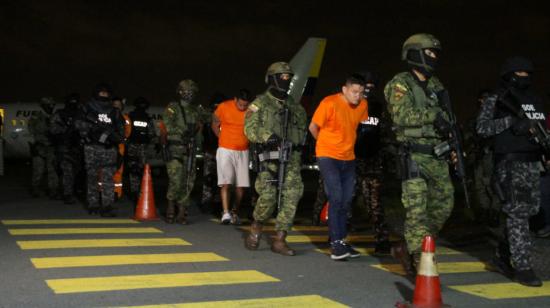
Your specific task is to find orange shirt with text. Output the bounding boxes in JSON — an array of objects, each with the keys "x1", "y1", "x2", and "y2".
[
  {"x1": 214, "y1": 99, "x2": 249, "y2": 151},
  {"x1": 312, "y1": 93, "x2": 368, "y2": 160}
]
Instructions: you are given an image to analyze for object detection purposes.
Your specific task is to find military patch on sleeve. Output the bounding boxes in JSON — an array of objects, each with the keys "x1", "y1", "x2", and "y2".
[
  {"x1": 393, "y1": 83, "x2": 408, "y2": 101},
  {"x1": 166, "y1": 107, "x2": 175, "y2": 114},
  {"x1": 248, "y1": 103, "x2": 259, "y2": 113}
]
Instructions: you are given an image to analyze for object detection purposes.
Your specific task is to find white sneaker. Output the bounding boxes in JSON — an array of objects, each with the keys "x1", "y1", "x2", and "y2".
[{"x1": 221, "y1": 212, "x2": 231, "y2": 225}]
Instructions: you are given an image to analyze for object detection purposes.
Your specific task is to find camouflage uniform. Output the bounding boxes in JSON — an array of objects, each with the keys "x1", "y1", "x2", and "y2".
[
  {"x1": 164, "y1": 79, "x2": 202, "y2": 224},
  {"x1": 49, "y1": 96, "x2": 82, "y2": 203},
  {"x1": 197, "y1": 104, "x2": 218, "y2": 208},
  {"x1": 28, "y1": 99, "x2": 59, "y2": 197},
  {"x1": 384, "y1": 71, "x2": 454, "y2": 255},
  {"x1": 245, "y1": 91, "x2": 307, "y2": 230}
]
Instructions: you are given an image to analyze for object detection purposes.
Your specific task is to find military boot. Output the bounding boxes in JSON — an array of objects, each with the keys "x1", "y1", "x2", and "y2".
[
  {"x1": 245, "y1": 221, "x2": 263, "y2": 250},
  {"x1": 271, "y1": 231, "x2": 296, "y2": 256},
  {"x1": 165, "y1": 200, "x2": 176, "y2": 224},
  {"x1": 391, "y1": 241, "x2": 416, "y2": 277},
  {"x1": 486, "y1": 241, "x2": 515, "y2": 279},
  {"x1": 175, "y1": 204, "x2": 188, "y2": 225}
]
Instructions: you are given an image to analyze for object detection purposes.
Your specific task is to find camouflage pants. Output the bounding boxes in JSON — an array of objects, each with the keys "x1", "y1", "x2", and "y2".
[
  {"x1": 84, "y1": 145, "x2": 117, "y2": 208},
  {"x1": 356, "y1": 157, "x2": 389, "y2": 243},
  {"x1": 312, "y1": 175, "x2": 327, "y2": 223},
  {"x1": 58, "y1": 147, "x2": 82, "y2": 197},
  {"x1": 201, "y1": 152, "x2": 217, "y2": 205},
  {"x1": 254, "y1": 153, "x2": 303, "y2": 231},
  {"x1": 31, "y1": 145, "x2": 59, "y2": 193},
  {"x1": 495, "y1": 160, "x2": 540, "y2": 271},
  {"x1": 473, "y1": 151, "x2": 500, "y2": 217},
  {"x1": 127, "y1": 143, "x2": 147, "y2": 195},
  {"x1": 402, "y1": 153, "x2": 454, "y2": 254},
  {"x1": 166, "y1": 154, "x2": 197, "y2": 208}
]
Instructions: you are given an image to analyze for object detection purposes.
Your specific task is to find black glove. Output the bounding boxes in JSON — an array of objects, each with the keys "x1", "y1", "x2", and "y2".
[
  {"x1": 511, "y1": 118, "x2": 534, "y2": 135},
  {"x1": 434, "y1": 112, "x2": 452, "y2": 138},
  {"x1": 266, "y1": 133, "x2": 281, "y2": 148}
]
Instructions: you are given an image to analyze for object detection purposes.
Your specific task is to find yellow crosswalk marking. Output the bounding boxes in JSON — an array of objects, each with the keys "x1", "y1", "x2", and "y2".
[
  {"x1": 8, "y1": 227, "x2": 162, "y2": 235},
  {"x1": 46, "y1": 270, "x2": 279, "y2": 294},
  {"x1": 1, "y1": 219, "x2": 138, "y2": 225},
  {"x1": 17, "y1": 238, "x2": 190, "y2": 250},
  {"x1": 31, "y1": 253, "x2": 227, "y2": 269},
  {"x1": 449, "y1": 281, "x2": 550, "y2": 299},
  {"x1": 240, "y1": 225, "x2": 329, "y2": 232},
  {"x1": 371, "y1": 261, "x2": 488, "y2": 275},
  {"x1": 117, "y1": 295, "x2": 348, "y2": 307},
  {"x1": 316, "y1": 246, "x2": 461, "y2": 256}
]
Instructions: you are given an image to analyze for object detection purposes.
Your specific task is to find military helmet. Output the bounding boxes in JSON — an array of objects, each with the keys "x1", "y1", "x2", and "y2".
[
  {"x1": 401, "y1": 33, "x2": 442, "y2": 61},
  {"x1": 500, "y1": 56, "x2": 534, "y2": 76},
  {"x1": 176, "y1": 79, "x2": 199, "y2": 94},
  {"x1": 264, "y1": 62, "x2": 294, "y2": 84},
  {"x1": 92, "y1": 82, "x2": 113, "y2": 98},
  {"x1": 133, "y1": 96, "x2": 150, "y2": 109},
  {"x1": 40, "y1": 96, "x2": 55, "y2": 107}
]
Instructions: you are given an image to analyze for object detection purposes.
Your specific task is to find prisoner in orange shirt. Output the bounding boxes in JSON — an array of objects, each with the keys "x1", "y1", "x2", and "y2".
[
  {"x1": 309, "y1": 74, "x2": 368, "y2": 261},
  {"x1": 211, "y1": 89, "x2": 253, "y2": 225}
]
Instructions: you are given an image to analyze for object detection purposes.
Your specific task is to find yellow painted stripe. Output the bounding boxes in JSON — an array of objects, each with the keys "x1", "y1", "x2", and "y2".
[
  {"x1": 371, "y1": 261, "x2": 488, "y2": 276},
  {"x1": 46, "y1": 270, "x2": 279, "y2": 294},
  {"x1": 31, "y1": 253, "x2": 227, "y2": 269},
  {"x1": 17, "y1": 238, "x2": 190, "y2": 250},
  {"x1": 117, "y1": 295, "x2": 348, "y2": 308},
  {"x1": 449, "y1": 281, "x2": 550, "y2": 299},
  {"x1": 1, "y1": 219, "x2": 138, "y2": 225},
  {"x1": 8, "y1": 227, "x2": 161, "y2": 235},
  {"x1": 316, "y1": 246, "x2": 460, "y2": 256},
  {"x1": 240, "y1": 225, "x2": 328, "y2": 232},
  {"x1": 309, "y1": 39, "x2": 327, "y2": 77}
]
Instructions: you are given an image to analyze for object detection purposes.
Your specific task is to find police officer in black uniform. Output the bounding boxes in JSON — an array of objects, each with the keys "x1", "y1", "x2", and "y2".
[
  {"x1": 126, "y1": 97, "x2": 156, "y2": 202},
  {"x1": 75, "y1": 83, "x2": 125, "y2": 216},
  {"x1": 50, "y1": 93, "x2": 82, "y2": 204},
  {"x1": 477, "y1": 56, "x2": 546, "y2": 287}
]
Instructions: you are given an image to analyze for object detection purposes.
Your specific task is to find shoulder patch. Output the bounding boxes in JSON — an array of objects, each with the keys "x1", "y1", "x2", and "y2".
[
  {"x1": 166, "y1": 107, "x2": 175, "y2": 114},
  {"x1": 394, "y1": 83, "x2": 408, "y2": 93},
  {"x1": 248, "y1": 103, "x2": 259, "y2": 113}
]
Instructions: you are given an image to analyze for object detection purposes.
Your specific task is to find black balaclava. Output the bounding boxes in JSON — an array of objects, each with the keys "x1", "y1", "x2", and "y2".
[
  {"x1": 500, "y1": 56, "x2": 534, "y2": 90},
  {"x1": 407, "y1": 48, "x2": 438, "y2": 78},
  {"x1": 268, "y1": 73, "x2": 293, "y2": 100}
]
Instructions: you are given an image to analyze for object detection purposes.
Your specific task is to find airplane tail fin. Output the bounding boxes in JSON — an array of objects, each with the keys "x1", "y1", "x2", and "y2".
[{"x1": 288, "y1": 37, "x2": 327, "y2": 116}]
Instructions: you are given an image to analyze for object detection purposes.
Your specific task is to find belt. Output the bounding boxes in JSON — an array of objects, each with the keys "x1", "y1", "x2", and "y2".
[
  {"x1": 258, "y1": 151, "x2": 280, "y2": 162},
  {"x1": 496, "y1": 153, "x2": 540, "y2": 162},
  {"x1": 408, "y1": 143, "x2": 434, "y2": 155}
]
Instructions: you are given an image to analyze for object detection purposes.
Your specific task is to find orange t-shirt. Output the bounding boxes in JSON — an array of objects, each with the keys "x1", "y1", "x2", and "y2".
[
  {"x1": 214, "y1": 99, "x2": 249, "y2": 151},
  {"x1": 312, "y1": 93, "x2": 368, "y2": 160}
]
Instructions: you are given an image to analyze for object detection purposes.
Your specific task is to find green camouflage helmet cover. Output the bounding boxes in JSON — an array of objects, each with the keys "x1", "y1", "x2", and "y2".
[
  {"x1": 176, "y1": 79, "x2": 199, "y2": 94},
  {"x1": 264, "y1": 61, "x2": 294, "y2": 84},
  {"x1": 401, "y1": 33, "x2": 442, "y2": 61}
]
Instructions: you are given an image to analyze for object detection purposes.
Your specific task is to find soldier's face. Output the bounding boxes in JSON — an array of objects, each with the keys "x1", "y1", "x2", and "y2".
[
  {"x1": 236, "y1": 98, "x2": 250, "y2": 111},
  {"x1": 342, "y1": 84, "x2": 365, "y2": 105}
]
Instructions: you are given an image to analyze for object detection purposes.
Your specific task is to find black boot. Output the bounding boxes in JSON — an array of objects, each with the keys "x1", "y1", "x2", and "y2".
[
  {"x1": 374, "y1": 240, "x2": 392, "y2": 255},
  {"x1": 175, "y1": 204, "x2": 187, "y2": 225},
  {"x1": 391, "y1": 241, "x2": 416, "y2": 277},
  {"x1": 486, "y1": 242, "x2": 515, "y2": 279},
  {"x1": 63, "y1": 195, "x2": 76, "y2": 205},
  {"x1": 514, "y1": 269, "x2": 542, "y2": 287},
  {"x1": 100, "y1": 205, "x2": 117, "y2": 217}
]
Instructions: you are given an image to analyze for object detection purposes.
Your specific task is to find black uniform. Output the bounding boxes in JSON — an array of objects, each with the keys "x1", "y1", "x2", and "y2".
[{"x1": 126, "y1": 108, "x2": 155, "y2": 200}]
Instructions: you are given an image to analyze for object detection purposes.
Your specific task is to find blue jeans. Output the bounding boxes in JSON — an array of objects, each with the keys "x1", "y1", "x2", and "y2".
[{"x1": 318, "y1": 157, "x2": 356, "y2": 242}]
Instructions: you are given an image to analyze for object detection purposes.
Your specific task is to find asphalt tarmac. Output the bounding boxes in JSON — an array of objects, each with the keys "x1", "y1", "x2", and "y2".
[{"x1": 1, "y1": 161, "x2": 550, "y2": 307}]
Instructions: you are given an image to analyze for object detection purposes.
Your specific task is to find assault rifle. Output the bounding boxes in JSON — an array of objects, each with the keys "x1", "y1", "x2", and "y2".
[
  {"x1": 272, "y1": 107, "x2": 292, "y2": 212},
  {"x1": 436, "y1": 90, "x2": 471, "y2": 208}
]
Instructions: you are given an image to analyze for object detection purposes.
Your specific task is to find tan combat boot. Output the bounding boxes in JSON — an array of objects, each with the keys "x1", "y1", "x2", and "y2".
[
  {"x1": 245, "y1": 221, "x2": 262, "y2": 250},
  {"x1": 271, "y1": 231, "x2": 296, "y2": 256},
  {"x1": 165, "y1": 200, "x2": 176, "y2": 224},
  {"x1": 175, "y1": 204, "x2": 188, "y2": 225}
]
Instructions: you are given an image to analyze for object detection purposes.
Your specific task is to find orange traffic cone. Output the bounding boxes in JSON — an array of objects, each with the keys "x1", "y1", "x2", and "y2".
[
  {"x1": 396, "y1": 235, "x2": 449, "y2": 308},
  {"x1": 134, "y1": 164, "x2": 159, "y2": 221},
  {"x1": 320, "y1": 202, "x2": 329, "y2": 224}
]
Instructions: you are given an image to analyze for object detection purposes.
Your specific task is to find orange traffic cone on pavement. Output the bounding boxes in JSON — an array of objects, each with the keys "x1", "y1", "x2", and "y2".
[
  {"x1": 134, "y1": 164, "x2": 159, "y2": 221},
  {"x1": 320, "y1": 202, "x2": 329, "y2": 224},
  {"x1": 396, "y1": 235, "x2": 449, "y2": 308}
]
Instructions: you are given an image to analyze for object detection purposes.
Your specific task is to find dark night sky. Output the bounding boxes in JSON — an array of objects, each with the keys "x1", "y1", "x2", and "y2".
[{"x1": 1, "y1": 1, "x2": 549, "y2": 120}]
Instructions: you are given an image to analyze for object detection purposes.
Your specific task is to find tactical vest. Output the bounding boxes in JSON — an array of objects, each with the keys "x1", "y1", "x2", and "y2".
[
  {"x1": 256, "y1": 93, "x2": 307, "y2": 146},
  {"x1": 494, "y1": 87, "x2": 546, "y2": 155},
  {"x1": 84, "y1": 101, "x2": 121, "y2": 146},
  {"x1": 128, "y1": 110, "x2": 151, "y2": 144}
]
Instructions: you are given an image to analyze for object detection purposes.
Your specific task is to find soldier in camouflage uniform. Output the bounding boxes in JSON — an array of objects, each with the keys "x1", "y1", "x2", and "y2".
[
  {"x1": 28, "y1": 97, "x2": 60, "y2": 198},
  {"x1": 163, "y1": 79, "x2": 202, "y2": 224},
  {"x1": 198, "y1": 99, "x2": 218, "y2": 211},
  {"x1": 126, "y1": 97, "x2": 156, "y2": 202},
  {"x1": 244, "y1": 62, "x2": 307, "y2": 256},
  {"x1": 49, "y1": 93, "x2": 82, "y2": 204},
  {"x1": 75, "y1": 83, "x2": 125, "y2": 216},
  {"x1": 384, "y1": 34, "x2": 454, "y2": 276},
  {"x1": 477, "y1": 57, "x2": 545, "y2": 287}
]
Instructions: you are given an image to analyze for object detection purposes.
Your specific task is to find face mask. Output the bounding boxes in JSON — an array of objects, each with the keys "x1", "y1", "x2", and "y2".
[
  {"x1": 407, "y1": 49, "x2": 437, "y2": 78},
  {"x1": 513, "y1": 75, "x2": 531, "y2": 90},
  {"x1": 363, "y1": 86, "x2": 376, "y2": 99},
  {"x1": 180, "y1": 91, "x2": 195, "y2": 102}
]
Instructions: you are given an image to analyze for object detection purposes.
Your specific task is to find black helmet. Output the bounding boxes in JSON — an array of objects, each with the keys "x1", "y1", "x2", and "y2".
[
  {"x1": 92, "y1": 82, "x2": 113, "y2": 99},
  {"x1": 65, "y1": 93, "x2": 80, "y2": 105},
  {"x1": 133, "y1": 96, "x2": 150, "y2": 109},
  {"x1": 500, "y1": 56, "x2": 534, "y2": 76}
]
